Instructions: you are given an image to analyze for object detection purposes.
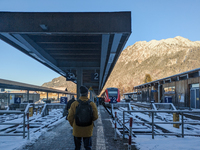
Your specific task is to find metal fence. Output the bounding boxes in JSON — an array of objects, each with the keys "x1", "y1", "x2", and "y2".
[
  {"x1": 0, "y1": 103, "x2": 64, "y2": 139},
  {"x1": 41, "y1": 103, "x2": 65, "y2": 117},
  {"x1": 123, "y1": 110, "x2": 200, "y2": 139},
  {"x1": 0, "y1": 110, "x2": 26, "y2": 138}
]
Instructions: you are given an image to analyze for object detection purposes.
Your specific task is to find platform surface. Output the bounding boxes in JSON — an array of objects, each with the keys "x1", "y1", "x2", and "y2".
[{"x1": 20, "y1": 105, "x2": 137, "y2": 150}]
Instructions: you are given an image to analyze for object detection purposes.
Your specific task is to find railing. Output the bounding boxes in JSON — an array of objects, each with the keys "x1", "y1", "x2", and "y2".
[
  {"x1": 0, "y1": 103, "x2": 65, "y2": 139},
  {"x1": 0, "y1": 103, "x2": 41, "y2": 139},
  {"x1": 111, "y1": 103, "x2": 131, "y2": 117},
  {"x1": 152, "y1": 103, "x2": 177, "y2": 111},
  {"x1": 0, "y1": 110, "x2": 26, "y2": 138},
  {"x1": 123, "y1": 110, "x2": 200, "y2": 139},
  {"x1": 41, "y1": 103, "x2": 65, "y2": 117}
]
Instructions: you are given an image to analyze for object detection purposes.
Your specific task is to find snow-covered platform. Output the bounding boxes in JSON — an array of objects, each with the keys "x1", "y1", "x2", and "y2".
[
  {"x1": 3, "y1": 105, "x2": 135, "y2": 150},
  {"x1": 1, "y1": 105, "x2": 200, "y2": 150}
]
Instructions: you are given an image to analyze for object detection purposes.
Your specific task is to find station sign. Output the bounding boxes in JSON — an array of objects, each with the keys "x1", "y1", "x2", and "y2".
[
  {"x1": 14, "y1": 97, "x2": 21, "y2": 104},
  {"x1": 66, "y1": 72, "x2": 77, "y2": 84},
  {"x1": 60, "y1": 97, "x2": 68, "y2": 104},
  {"x1": 91, "y1": 73, "x2": 99, "y2": 81}
]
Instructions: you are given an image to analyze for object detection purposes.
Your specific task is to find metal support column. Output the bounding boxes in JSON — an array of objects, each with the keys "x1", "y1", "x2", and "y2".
[
  {"x1": 182, "y1": 112, "x2": 184, "y2": 138},
  {"x1": 152, "y1": 112, "x2": 154, "y2": 139},
  {"x1": 47, "y1": 92, "x2": 48, "y2": 101},
  {"x1": 123, "y1": 111, "x2": 125, "y2": 139},
  {"x1": 158, "y1": 84, "x2": 160, "y2": 103},
  {"x1": 8, "y1": 93, "x2": 10, "y2": 106},
  {"x1": 147, "y1": 86, "x2": 149, "y2": 102},
  {"x1": 27, "y1": 90, "x2": 29, "y2": 103},
  {"x1": 57, "y1": 93, "x2": 59, "y2": 101},
  {"x1": 76, "y1": 68, "x2": 82, "y2": 99},
  {"x1": 23, "y1": 112, "x2": 25, "y2": 139}
]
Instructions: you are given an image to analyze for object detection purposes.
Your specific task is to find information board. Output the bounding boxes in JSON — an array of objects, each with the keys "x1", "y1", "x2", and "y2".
[
  {"x1": 110, "y1": 96, "x2": 117, "y2": 103},
  {"x1": 14, "y1": 97, "x2": 21, "y2": 104}
]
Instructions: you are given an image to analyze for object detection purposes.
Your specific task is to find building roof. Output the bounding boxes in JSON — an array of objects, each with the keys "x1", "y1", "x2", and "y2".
[
  {"x1": 134, "y1": 68, "x2": 200, "y2": 89},
  {"x1": 0, "y1": 78, "x2": 75, "y2": 94}
]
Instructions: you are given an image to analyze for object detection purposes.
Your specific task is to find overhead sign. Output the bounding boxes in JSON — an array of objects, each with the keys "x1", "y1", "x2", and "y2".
[
  {"x1": 91, "y1": 73, "x2": 99, "y2": 81},
  {"x1": 60, "y1": 97, "x2": 68, "y2": 104},
  {"x1": 66, "y1": 72, "x2": 77, "y2": 83}
]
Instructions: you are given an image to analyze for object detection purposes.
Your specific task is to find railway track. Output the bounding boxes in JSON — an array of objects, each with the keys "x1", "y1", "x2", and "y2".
[{"x1": 103, "y1": 102, "x2": 200, "y2": 139}]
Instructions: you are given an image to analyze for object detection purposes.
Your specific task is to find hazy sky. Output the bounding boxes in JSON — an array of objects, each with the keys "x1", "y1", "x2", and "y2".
[{"x1": 0, "y1": 0, "x2": 200, "y2": 86}]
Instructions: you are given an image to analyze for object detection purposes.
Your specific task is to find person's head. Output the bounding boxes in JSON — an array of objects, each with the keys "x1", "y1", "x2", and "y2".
[
  {"x1": 80, "y1": 85, "x2": 88, "y2": 96},
  {"x1": 72, "y1": 95, "x2": 75, "y2": 100}
]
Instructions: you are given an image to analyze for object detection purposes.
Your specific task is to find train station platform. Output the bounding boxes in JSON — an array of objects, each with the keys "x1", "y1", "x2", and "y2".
[{"x1": 20, "y1": 105, "x2": 137, "y2": 150}]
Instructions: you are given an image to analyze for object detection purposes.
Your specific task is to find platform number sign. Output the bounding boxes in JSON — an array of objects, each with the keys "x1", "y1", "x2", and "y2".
[
  {"x1": 91, "y1": 73, "x2": 99, "y2": 81},
  {"x1": 66, "y1": 72, "x2": 76, "y2": 81},
  {"x1": 60, "y1": 97, "x2": 68, "y2": 104},
  {"x1": 14, "y1": 97, "x2": 21, "y2": 104},
  {"x1": 110, "y1": 97, "x2": 117, "y2": 103}
]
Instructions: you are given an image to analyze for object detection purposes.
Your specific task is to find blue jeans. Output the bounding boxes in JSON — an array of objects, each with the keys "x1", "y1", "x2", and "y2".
[{"x1": 74, "y1": 136, "x2": 92, "y2": 150}]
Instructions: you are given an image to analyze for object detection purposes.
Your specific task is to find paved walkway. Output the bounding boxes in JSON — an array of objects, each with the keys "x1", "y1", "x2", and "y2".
[{"x1": 20, "y1": 105, "x2": 137, "y2": 150}]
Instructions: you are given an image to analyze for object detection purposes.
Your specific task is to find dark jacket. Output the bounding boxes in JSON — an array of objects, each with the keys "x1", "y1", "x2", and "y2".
[
  {"x1": 67, "y1": 96, "x2": 98, "y2": 137},
  {"x1": 63, "y1": 97, "x2": 75, "y2": 117},
  {"x1": 66, "y1": 97, "x2": 76, "y2": 111}
]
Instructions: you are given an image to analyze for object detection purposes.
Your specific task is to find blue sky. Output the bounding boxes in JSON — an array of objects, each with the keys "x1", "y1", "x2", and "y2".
[{"x1": 0, "y1": 0, "x2": 200, "y2": 86}]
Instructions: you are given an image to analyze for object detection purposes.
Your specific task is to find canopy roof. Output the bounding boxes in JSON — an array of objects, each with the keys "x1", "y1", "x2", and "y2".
[
  {"x1": 0, "y1": 78, "x2": 75, "y2": 94},
  {"x1": 0, "y1": 12, "x2": 131, "y2": 95}
]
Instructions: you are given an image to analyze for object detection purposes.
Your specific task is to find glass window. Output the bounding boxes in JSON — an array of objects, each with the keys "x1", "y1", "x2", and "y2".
[
  {"x1": 164, "y1": 86, "x2": 175, "y2": 93},
  {"x1": 192, "y1": 83, "x2": 199, "y2": 88}
]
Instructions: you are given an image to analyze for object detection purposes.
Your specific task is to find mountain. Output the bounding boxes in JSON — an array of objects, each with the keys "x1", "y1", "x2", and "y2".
[
  {"x1": 42, "y1": 76, "x2": 76, "y2": 93},
  {"x1": 102, "y1": 36, "x2": 200, "y2": 95},
  {"x1": 42, "y1": 36, "x2": 200, "y2": 96}
]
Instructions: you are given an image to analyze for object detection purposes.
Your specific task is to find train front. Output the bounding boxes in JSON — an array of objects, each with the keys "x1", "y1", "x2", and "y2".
[{"x1": 104, "y1": 88, "x2": 120, "y2": 106}]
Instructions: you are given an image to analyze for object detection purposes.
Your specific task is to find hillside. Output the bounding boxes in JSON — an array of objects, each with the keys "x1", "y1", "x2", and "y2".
[
  {"x1": 102, "y1": 36, "x2": 200, "y2": 94},
  {"x1": 42, "y1": 36, "x2": 200, "y2": 96},
  {"x1": 42, "y1": 76, "x2": 76, "y2": 93}
]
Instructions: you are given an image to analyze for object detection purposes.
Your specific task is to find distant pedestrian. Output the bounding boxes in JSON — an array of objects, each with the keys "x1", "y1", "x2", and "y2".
[
  {"x1": 68, "y1": 85, "x2": 98, "y2": 150},
  {"x1": 96, "y1": 97, "x2": 99, "y2": 107},
  {"x1": 63, "y1": 96, "x2": 75, "y2": 118}
]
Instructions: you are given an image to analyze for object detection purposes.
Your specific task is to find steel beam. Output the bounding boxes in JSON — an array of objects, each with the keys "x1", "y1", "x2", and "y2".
[
  {"x1": 0, "y1": 12, "x2": 131, "y2": 33},
  {"x1": 99, "y1": 34, "x2": 110, "y2": 90},
  {"x1": 101, "y1": 34, "x2": 122, "y2": 88},
  {"x1": 76, "y1": 68, "x2": 83, "y2": 98},
  {"x1": 58, "y1": 61, "x2": 100, "y2": 68}
]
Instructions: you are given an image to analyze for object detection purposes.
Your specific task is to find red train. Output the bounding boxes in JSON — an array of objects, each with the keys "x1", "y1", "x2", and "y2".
[{"x1": 103, "y1": 87, "x2": 120, "y2": 105}]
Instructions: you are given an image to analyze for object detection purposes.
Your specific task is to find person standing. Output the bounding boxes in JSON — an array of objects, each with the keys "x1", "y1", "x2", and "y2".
[
  {"x1": 63, "y1": 96, "x2": 75, "y2": 118},
  {"x1": 68, "y1": 85, "x2": 98, "y2": 150},
  {"x1": 96, "y1": 97, "x2": 99, "y2": 107}
]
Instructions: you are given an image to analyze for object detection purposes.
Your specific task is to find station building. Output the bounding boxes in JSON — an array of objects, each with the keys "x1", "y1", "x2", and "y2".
[
  {"x1": 134, "y1": 68, "x2": 200, "y2": 109},
  {"x1": 0, "y1": 90, "x2": 40, "y2": 107}
]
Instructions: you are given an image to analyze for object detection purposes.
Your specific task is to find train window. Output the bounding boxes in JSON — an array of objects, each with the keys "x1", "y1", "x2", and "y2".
[
  {"x1": 107, "y1": 89, "x2": 118, "y2": 99},
  {"x1": 108, "y1": 91, "x2": 118, "y2": 94}
]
